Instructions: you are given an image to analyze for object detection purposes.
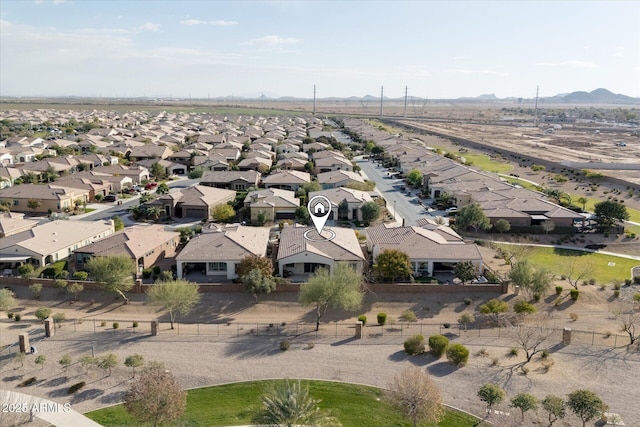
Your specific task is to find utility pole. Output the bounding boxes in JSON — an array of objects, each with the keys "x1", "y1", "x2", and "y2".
[
  {"x1": 404, "y1": 86, "x2": 408, "y2": 118},
  {"x1": 379, "y1": 86, "x2": 384, "y2": 119},
  {"x1": 534, "y1": 86, "x2": 540, "y2": 127},
  {"x1": 313, "y1": 84, "x2": 316, "y2": 116}
]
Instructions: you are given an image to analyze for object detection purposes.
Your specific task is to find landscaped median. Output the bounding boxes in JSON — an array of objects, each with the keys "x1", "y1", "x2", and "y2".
[{"x1": 86, "y1": 380, "x2": 485, "y2": 427}]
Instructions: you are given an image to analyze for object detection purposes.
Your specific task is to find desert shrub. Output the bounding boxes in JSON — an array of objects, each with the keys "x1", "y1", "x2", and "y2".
[
  {"x1": 54, "y1": 279, "x2": 68, "y2": 289},
  {"x1": 428, "y1": 334, "x2": 449, "y2": 358},
  {"x1": 491, "y1": 357, "x2": 500, "y2": 366},
  {"x1": 357, "y1": 315, "x2": 367, "y2": 326},
  {"x1": 72, "y1": 271, "x2": 88, "y2": 281},
  {"x1": 542, "y1": 359, "x2": 555, "y2": 372},
  {"x1": 399, "y1": 310, "x2": 417, "y2": 322},
  {"x1": 514, "y1": 301, "x2": 537, "y2": 314},
  {"x1": 377, "y1": 312, "x2": 387, "y2": 325},
  {"x1": 152, "y1": 265, "x2": 161, "y2": 275},
  {"x1": 112, "y1": 322, "x2": 119, "y2": 329},
  {"x1": 614, "y1": 290, "x2": 620, "y2": 298},
  {"x1": 634, "y1": 276, "x2": 640, "y2": 284},
  {"x1": 68, "y1": 382, "x2": 85, "y2": 394},
  {"x1": 446, "y1": 343, "x2": 469, "y2": 367},
  {"x1": 7, "y1": 312, "x2": 13, "y2": 319},
  {"x1": 509, "y1": 347, "x2": 519, "y2": 356},
  {"x1": 570, "y1": 313, "x2": 579, "y2": 321},
  {"x1": 132, "y1": 321, "x2": 138, "y2": 328},
  {"x1": 142, "y1": 268, "x2": 152, "y2": 279},
  {"x1": 14, "y1": 314, "x2": 21, "y2": 321},
  {"x1": 35, "y1": 307, "x2": 51, "y2": 321},
  {"x1": 541, "y1": 350, "x2": 550, "y2": 359},
  {"x1": 555, "y1": 286, "x2": 563, "y2": 295},
  {"x1": 403, "y1": 334, "x2": 425, "y2": 355},
  {"x1": 100, "y1": 321, "x2": 106, "y2": 327},
  {"x1": 463, "y1": 297, "x2": 472, "y2": 305},
  {"x1": 570, "y1": 289, "x2": 580, "y2": 300},
  {"x1": 279, "y1": 340, "x2": 290, "y2": 351},
  {"x1": 29, "y1": 283, "x2": 43, "y2": 299},
  {"x1": 633, "y1": 293, "x2": 640, "y2": 303}
]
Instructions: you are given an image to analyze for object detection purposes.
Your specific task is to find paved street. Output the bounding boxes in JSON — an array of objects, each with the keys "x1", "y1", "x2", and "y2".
[{"x1": 355, "y1": 156, "x2": 433, "y2": 226}]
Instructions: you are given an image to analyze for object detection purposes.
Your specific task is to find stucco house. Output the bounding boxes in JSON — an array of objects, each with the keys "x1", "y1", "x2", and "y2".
[
  {"x1": 276, "y1": 225, "x2": 365, "y2": 281},
  {"x1": 200, "y1": 170, "x2": 261, "y2": 190},
  {"x1": 263, "y1": 170, "x2": 311, "y2": 192},
  {"x1": 74, "y1": 224, "x2": 180, "y2": 272},
  {"x1": 145, "y1": 185, "x2": 235, "y2": 220},
  {"x1": 175, "y1": 224, "x2": 270, "y2": 280},
  {"x1": 308, "y1": 187, "x2": 373, "y2": 221},
  {"x1": 366, "y1": 219, "x2": 483, "y2": 278},
  {"x1": 317, "y1": 170, "x2": 365, "y2": 189},
  {"x1": 244, "y1": 188, "x2": 299, "y2": 223}
]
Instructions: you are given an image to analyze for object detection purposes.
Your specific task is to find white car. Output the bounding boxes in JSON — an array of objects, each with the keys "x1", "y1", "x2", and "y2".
[{"x1": 446, "y1": 207, "x2": 458, "y2": 213}]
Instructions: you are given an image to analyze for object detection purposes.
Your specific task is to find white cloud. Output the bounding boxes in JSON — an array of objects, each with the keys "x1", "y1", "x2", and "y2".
[
  {"x1": 446, "y1": 69, "x2": 508, "y2": 76},
  {"x1": 535, "y1": 60, "x2": 597, "y2": 68},
  {"x1": 137, "y1": 22, "x2": 160, "y2": 33},
  {"x1": 242, "y1": 35, "x2": 300, "y2": 47},
  {"x1": 211, "y1": 20, "x2": 238, "y2": 26},
  {"x1": 612, "y1": 46, "x2": 624, "y2": 58},
  {"x1": 180, "y1": 19, "x2": 238, "y2": 26}
]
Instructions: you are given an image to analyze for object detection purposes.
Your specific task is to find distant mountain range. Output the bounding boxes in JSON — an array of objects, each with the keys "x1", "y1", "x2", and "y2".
[{"x1": 214, "y1": 88, "x2": 638, "y2": 104}]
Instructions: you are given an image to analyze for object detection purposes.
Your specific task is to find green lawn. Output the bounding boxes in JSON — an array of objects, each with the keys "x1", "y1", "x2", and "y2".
[
  {"x1": 502, "y1": 177, "x2": 543, "y2": 192},
  {"x1": 86, "y1": 380, "x2": 484, "y2": 427},
  {"x1": 463, "y1": 153, "x2": 513, "y2": 174},
  {"x1": 526, "y1": 246, "x2": 639, "y2": 283}
]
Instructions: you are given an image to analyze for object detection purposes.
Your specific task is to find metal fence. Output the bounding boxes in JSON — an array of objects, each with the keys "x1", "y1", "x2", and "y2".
[{"x1": 45, "y1": 319, "x2": 636, "y2": 351}]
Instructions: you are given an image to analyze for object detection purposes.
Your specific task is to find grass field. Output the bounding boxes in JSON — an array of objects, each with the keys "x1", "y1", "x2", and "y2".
[
  {"x1": 463, "y1": 153, "x2": 513, "y2": 174},
  {"x1": 86, "y1": 380, "x2": 483, "y2": 427},
  {"x1": 502, "y1": 176, "x2": 543, "y2": 191},
  {"x1": 525, "y1": 246, "x2": 639, "y2": 283}
]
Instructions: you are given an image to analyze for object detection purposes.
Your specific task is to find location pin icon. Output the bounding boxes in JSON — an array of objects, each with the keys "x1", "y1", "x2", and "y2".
[{"x1": 308, "y1": 195, "x2": 331, "y2": 236}]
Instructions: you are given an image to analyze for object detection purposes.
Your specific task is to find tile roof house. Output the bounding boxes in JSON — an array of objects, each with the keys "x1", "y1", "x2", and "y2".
[
  {"x1": 366, "y1": 220, "x2": 483, "y2": 277},
  {"x1": 200, "y1": 170, "x2": 261, "y2": 190},
  {"x1": 176, "y1": 224, "x2": 270, "y2": 280},
  {"x1": 146, "y1": 184, "x2": 236, "y2": 220},
  {"x1": 128, "y1": 145, "x2": 174, "y2": 161},
  {"x1": 237, "y1": 156, "x2": 272, "y2": 172},
  {"x1": 276, "y1": 225, "x2": 365, "y2": 281},
  {"x1": 244, "y1": 188, "x2": 299, "y2": 223},
  {"x1": 74, "y1": 224, "x2": 180, "y2": 271},
  {"x1": 308, "y1": 187, "x2": 373, "y2": 221},
  {"x1": 0, "y1": 219, "x2": 115, "y2": 267},
  {"x1": 0, "y1": 184, "x2": 88, "y2": 213},
  {"x1": 0, "y1": 212, "x2": 40, "y2": 239},
  {"x1": 317, "y1": 170, "x2": 365, "y2": 189},
  {"x1": 263, "y1": 170, "x2": 311, "y2": 192}
]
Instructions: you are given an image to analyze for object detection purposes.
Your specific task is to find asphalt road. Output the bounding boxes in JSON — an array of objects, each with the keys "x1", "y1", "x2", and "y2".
[{"x1": 355, "y1": 157, "x2": 433, "y2": 226}]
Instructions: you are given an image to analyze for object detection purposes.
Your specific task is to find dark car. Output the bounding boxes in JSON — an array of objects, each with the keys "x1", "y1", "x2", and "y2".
[
  {"x1": 585, "y1": 244, "x2": 606, "y2": 250},
  {"x1": 103, "y1": 194, "x2": 117, "y2": 202}
]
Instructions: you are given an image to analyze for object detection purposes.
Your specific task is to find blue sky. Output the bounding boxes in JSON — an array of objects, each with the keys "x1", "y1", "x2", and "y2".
[{"x1": 1, "y1": 0, "x2": 639, "y2": 99}]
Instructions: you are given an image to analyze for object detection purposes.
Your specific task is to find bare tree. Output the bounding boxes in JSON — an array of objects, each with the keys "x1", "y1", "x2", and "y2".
[
  {"x1": 557, "y1": 257, "x2": 595, "y2": 289},
  {"x1": 613, "y1": 303, "x2": 640, "y2": 346},
  {"x1": 124, "y1": 362, "x2": 187, "y2": 427},
  {"x1": 509, "y1": 317, "x2": 555, "y2": 363},
  {"x1": 388, "y1": 366, "x2": 444, "y2": 427}
]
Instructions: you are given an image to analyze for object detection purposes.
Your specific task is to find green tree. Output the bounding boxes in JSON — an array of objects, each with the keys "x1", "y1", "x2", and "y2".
[
  {"x1": 147, "y1": 280, "x2": 200, "y2": 329},
  {"x1": 34, "y1": 306, "x2": 52, "y2": 322},
  {"x1": 455, "y1": 203, "x2": 490, "y2": 233},
  {"x1": 295, "y1": 206, "x2": 310, "y2": 224},
  {"x1": 406, "y1": 169, "x2": 423, "y2": 188},
  {"x1": 98, "y1": 353, "x2": 118, "y2": 376},
  {"x1": 360, "y1": 201, "x2": 380, "y2": 225},
  {"x1": 146, "y1": 206, "x2": 163, "y2": 221},
  {"x1": 373, "y1": 249, "x2": 412, "y2": 283},
  {"x1": 35, "y1": 354, "x2": 47, "y2": 369},
  {"x1": 17, "y1": 264, "x2": 35, "y2": 279},
  {"x1": 29, "y1": 283, "x2": 42, "y2": 299},
  {"x1": 541, "y1": 395, "x2": 566, "y2": 426},
  {"x1": 299, "y1": 181, "x2": 321, "y2": 197},
  {"x1": 513, "y1": 301, "x2": 537, "y2": 315},
  {"x1": 124, "y1": 362, "x2": 187, "y2": 427},
  {"x1": 566, "y1": 389, "x2": 608, "y2": 427},
  {"x1": 112, "y1": 215, "x2": 125, "y2": 231},
  {"x1": 453, "y1": 261, "x2": 477, "y2": 285},
  {"x1": 59, "y1": 354, "x2": 72, "y2": 371},
  {"x1": 86, "y1": 255, "x2": 136, "y2": 303},
  {"x1": 150, "y1": 162, "x2": 166, "y2": 180},
  {"x1": 511, "y1": 393, "x2": 538, "y2": 421},
  {"x1": 211, "y1": 203, "x2": 235, "y2": 222},
  {"x1": 156, "y1": 182, "x2": 169, "y2": 195},
  {"x1": 52, "y1": 312, "x2": 66, "y2": 327},
  {"x1": 478, "y1": 383, "x2": 506, "y2": 411},
  {"x1": 27, "y1": 198, "x2": 42, "y2": 212},
  {"x1": 188, "y1": 167, "x2": 203, "y2": 179},
  {"x1": 389, "y1": 366, "x2": 444, "y2": 427},
  {"x1": 254, "y1": 380, "x2": 341, "y2": 427},
  {"x1": 236, "y1": 254, "x2": 273, "y2": 279},
  {"x1": 493, "y1": 219, "x2": 511, "y2": 234},
  {"x1": 67, "y1": 282, "x2": 84, "y2": 301},
  {"x1": 446, "y1": 343, "x2": 469, "y2": 367},
  {"x1": 338, "y1": 199, "x2": 349, "y2": 220},
  {"x1": 594, "y1": 200, "x2": 629, "y2": 230},
  {"x1": 124, "y1": 354, "x2": 145, "y2": 378},
  {"x1": 299, "y1": 263, "x2": 364, "y2": 331},
  {"x1": 241, "y1": 269, "x2": 277, "y2": 302}
]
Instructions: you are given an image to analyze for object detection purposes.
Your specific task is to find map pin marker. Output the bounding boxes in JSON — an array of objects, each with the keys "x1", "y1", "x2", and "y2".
[{"x1": 308, "y1": 195, "x2": 331, "y2": 236}]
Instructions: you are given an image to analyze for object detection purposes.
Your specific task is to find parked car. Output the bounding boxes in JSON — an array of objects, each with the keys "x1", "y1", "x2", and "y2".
[
  {"x1": 103, "y1": 194, "x2": 117, "y2": 202},
  {"x1": 144, "y1": 182, "x2": 158, "y2": 190}
]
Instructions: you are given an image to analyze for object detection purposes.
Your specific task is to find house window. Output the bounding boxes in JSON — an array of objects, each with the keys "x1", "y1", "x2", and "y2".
[
  {"x1": 208, "y1": 262, "x2": 227, "y2": 272},
  {"x1": 304, "y1": 263, "x2": 322, "y2": 273},
  {"x1": 13, "y1": 200, "x2": 19, "y2": 206},
  {"x1": 235, "y1": 184, "x2": 246, "y2": 190}
]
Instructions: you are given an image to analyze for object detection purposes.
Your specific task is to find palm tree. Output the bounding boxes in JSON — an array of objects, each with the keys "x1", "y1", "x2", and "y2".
[
  {"x1": 146, "y1": 206, "x2": 163, "y2": 221},
  {"x1": 577, "y1": 196, "x2": 588, "y2": 212},
  {"x1": 254, "y1": 380, "x2": 341, "y2": 427}
]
